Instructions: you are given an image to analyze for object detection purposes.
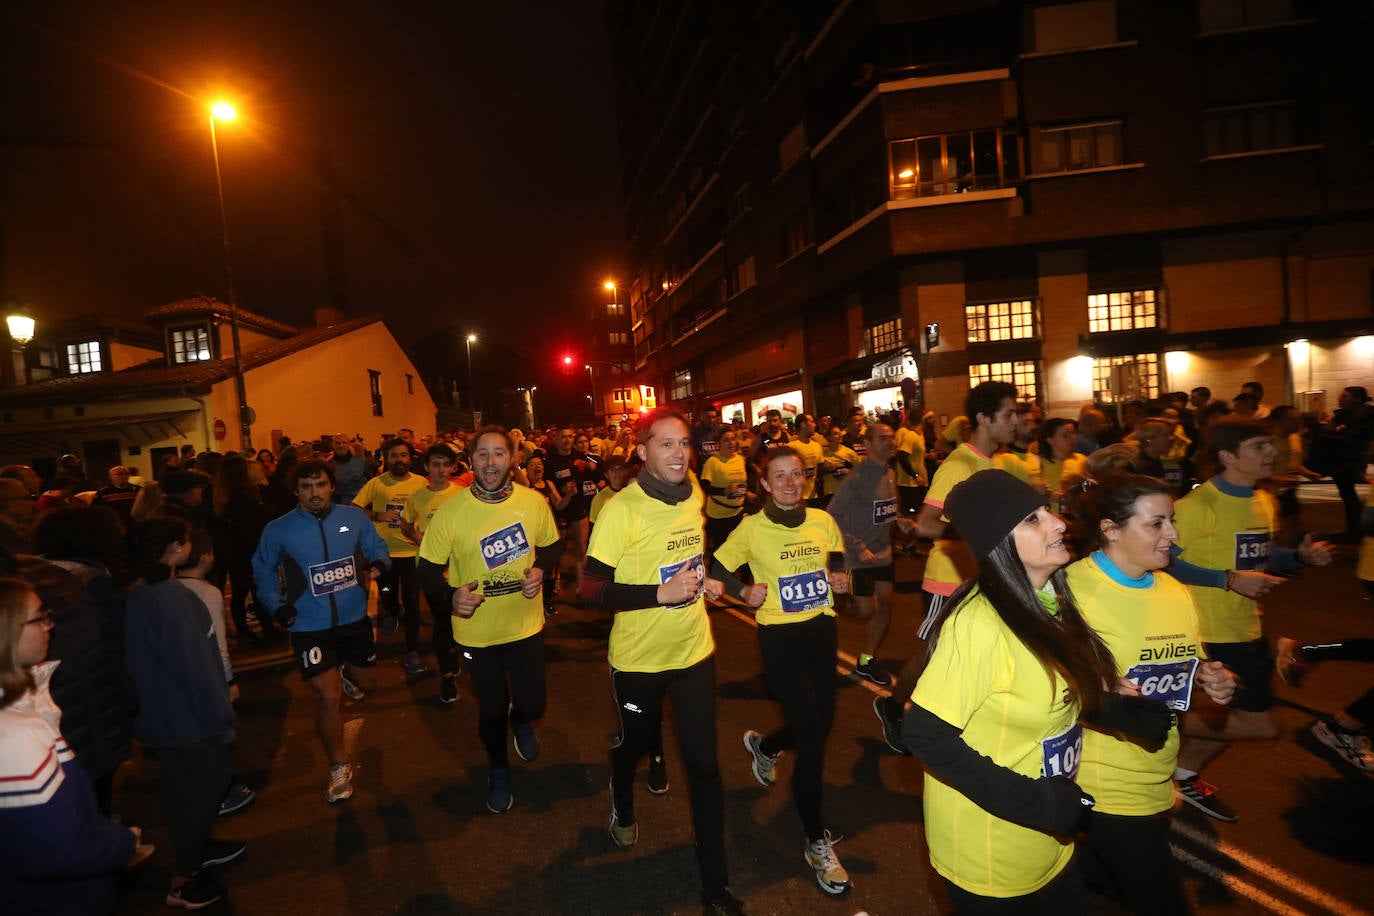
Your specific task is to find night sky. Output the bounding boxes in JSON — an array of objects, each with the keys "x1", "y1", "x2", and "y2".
[{"x1": 1, "y1": 1, "x2": 626, "y2": 413}]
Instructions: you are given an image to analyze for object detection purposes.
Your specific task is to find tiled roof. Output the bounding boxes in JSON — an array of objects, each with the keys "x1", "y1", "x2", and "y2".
[
  {"x1": 143, "y1": 297, "x2": 300, "y2": 338},
  {"x1": 0, "y1": 315, "x2": 382, "y2": 406}
]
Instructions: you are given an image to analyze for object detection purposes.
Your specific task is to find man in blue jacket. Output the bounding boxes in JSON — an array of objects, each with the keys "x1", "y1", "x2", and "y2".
[{"x1": 253, "y1": 460, "x2": 390, "y2": 804}]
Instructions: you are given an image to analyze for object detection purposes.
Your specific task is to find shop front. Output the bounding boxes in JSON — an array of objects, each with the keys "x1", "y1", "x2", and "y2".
[
  {"x1": 705, "y1": 369, "x2": 806, "y2": 430},
  {"x1": 816, "y1": 347, "x2": 920, "y2": 422}
]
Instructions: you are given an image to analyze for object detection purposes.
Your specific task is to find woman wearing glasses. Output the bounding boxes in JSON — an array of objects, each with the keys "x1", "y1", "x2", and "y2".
[{"x1": 0, "y1": 577, "x2": 150, "y2": 914}]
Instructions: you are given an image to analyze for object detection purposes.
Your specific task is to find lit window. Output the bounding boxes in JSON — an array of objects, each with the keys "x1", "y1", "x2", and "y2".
[
  {"x1": 609, "y1": 331, "x2": 628, "y2": 345},
  {"x1": 868, "y1": 318, "x2": 902, "y2": 354},
  {"x1": 1092, "y1": 353, "x2": 1160, "y2": 404},
  {"x1": 969, "y1": 360, "x2": 1040, "y2": 402},
  {"x1": 1088, "y1": 289, "x2": 1161, "y2": 333},
  {"x1": 966, "y1": 300, "x2": 1037, "y2": 343},
  {"x1": 170, "y1": 326, "x2": 212, "y2": 364},
  {"x1": 606, "y1": 301, "x2": 625, "y2": 317},
  {"x1": 66, "y1": 341, "x2": 102, "y2": 374},
  {"x1": 671, "y1": 368, "x2": 693, "y2": 401},
  {"x1": 1203, "y1": 101, "x2": 1296, "y2": 157},
  {"x1": 1033, "y1": 121, "x2": 1124, "y2": 173},
  {"x1": 889, "y1": 129, "x2": 1019, "y2": 199}
]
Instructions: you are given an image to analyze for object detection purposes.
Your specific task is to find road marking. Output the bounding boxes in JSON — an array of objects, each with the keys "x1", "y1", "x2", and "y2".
[
  {"x1": 1171, "y1": 821, "x2": 1371, "y2": 916},
  {"x1": 717, "y1": 604, "x2": 887, "y2": 695},
  {"x1": 1169, "y1": 845, "x2": 1310, "y2": 916}
]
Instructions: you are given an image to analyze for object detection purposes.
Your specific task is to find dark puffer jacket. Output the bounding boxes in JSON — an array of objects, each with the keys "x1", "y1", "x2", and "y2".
[{"x1": 16, "y1": 556, "x2": 136, "y2": 782}]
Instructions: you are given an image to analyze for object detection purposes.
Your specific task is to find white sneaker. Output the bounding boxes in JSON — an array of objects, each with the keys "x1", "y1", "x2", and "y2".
[
  {"x1": 326, "y1": 763, "x2": 354, "y2": 803},
  {"x1": 804, "y1": 831, "x2": 851, "y2": 895},
  {"x1": 339, "y1": 667, "x2": 365, "y2": 700},
  {"x1": 743, "y1": 730, "x2": 779, "y2": 787},
  {"x1": 1312, "y1": 720, "x2": 1374, "y2": 773}
]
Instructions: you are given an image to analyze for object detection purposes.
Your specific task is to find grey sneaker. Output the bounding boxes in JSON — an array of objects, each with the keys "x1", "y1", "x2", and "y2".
[
  {"x1": 609, "y1": 781, "x2": 637, "y2": 847},
  {"x1": 804, "y1": 831, "x2": 851, "y2": 896},
  {"x1": 326, "y1": 763, "x2": 354, "y2": 804},
  {"x1": 1312, "y1": 720, "x2": 1374, "y2": 773},
  {"x1": 743, "y1": 730, "x2": 778, "y2": 787},
  {"x1": 339, "y1": 667, "x2": 365, "y2": 700}
]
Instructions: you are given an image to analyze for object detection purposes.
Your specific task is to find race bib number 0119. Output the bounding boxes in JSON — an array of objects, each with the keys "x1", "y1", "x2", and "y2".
[
  {"x1": 1041, "y1": 723, "x2": 1083, "y2": 780},
  {"x1": 778, "y1": 570, "x2": 831, "y2": 614},
  {"x1": 479, "y1": 523, "x2": 531, "y2": 571},
  {"x1": 1124, "y1": 658, "x2": 1199, "y2": 712},
  {"x1": 309, "y1": 557, "x2": 357, "y2": 598},
  {"x1": 1234, "y1": 532, "x2": 1269, "y2": 571},
  {"x1": 658, "y1": 553, "x2": 704, "y2": 609}
]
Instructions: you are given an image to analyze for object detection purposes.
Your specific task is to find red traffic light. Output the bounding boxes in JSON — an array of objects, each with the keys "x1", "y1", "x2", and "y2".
[{"x1": 563, "y1": 355, "x2": 573, "y2": 366}]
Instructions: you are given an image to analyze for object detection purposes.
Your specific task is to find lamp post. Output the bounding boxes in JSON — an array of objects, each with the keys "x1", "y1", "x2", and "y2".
[
  {"x1": 208, "y1": 101, "x2": 253, "y2": 452},
  {"x1": 465, "y1": 333, "x2": 478, "y2": 411},
  {"x1": 584, "y1": 363, "x2": 596, "y2": 423}
]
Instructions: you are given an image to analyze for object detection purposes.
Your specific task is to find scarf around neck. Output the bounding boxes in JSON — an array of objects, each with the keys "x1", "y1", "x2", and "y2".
[
  {"x1": 763, "y1": 499, "x2": 806, "y2": 528},
  {"x1": 637, "y1": 470, "x2": 693, "y2": 506}
]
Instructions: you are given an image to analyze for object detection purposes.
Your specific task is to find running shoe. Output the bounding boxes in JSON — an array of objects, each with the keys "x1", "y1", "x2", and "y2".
[
  {"x1": 326, "y1": 763, "x2": 354, "y2": 804},
  {"x1": 1311, "y1": 720, "x2": 1374, "y2": 773},
  {"x1": 803, "y1": 831, "x2": 851, "y2": 896},
  {"x1": 380, "y1": 613, "x2": 400, "y2": 637},
  {"x1": 854, "y1": 659, "x2": 892, "y2": 687},
  {"x1": 439, "y1": 673, "x2": 459, "y2": 705},
  {"x1": 403, "y1": 650, "x2": 427, "y2": 676},
  {"x1": 701, "y1": 889, "x2": 746, "y2": 915},
  {"x1": 1275, "y1": 637, "x2": 1311, "y2": 687},
  {"x1": 647, "y1": 754, "x2": 669, "y2": 795},
  {"x1": 338, "y1": 666, "x2": 365, "y2": 700},
  {"x1": 512, "y1": 723, "x2": 540, "y2": 762},
  {"x1": 486, "y1": 768, "x2": 513, "y2": 813},
  {"x1": 873, "y1": 695, "x2": 910, "y2": 755},
  {"x1": 200, "y1": 838, "x2": 247, "y2": 869},
  {"x1": 743, "y1": 730, "x2": 779, "y2": 787},
  {"x1": 166, "y1": 871, "x2": 224, "y2": 910},
  {"x1": 217, "y1": 782, "x2": 256, "y2": 817},
  {"x1": 1175, "y1": 774, "x2": 1238, "y2": 822},
  {"x1": 609, "y1": 782, "x2": 637, "y2": 847}
]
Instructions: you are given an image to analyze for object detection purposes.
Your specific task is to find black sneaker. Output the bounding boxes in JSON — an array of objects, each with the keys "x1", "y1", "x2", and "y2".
[
  {"x1": 439, "y1": 673, "x2": 459, "y2": 705},
  {"x1": 1175, "y1": 775, "x2": 1238, "y2": 822},
  {"x1": 166, "y1": 871, "x2": 224, "y2": 910},
  {"x1": 873, "y1": 695, "x2": 909, "y2": 754},
  {"x1": 217, "y1": 782, "x2": 255, "y2": 817},
  {"x1": 647, "y1": 754, "x2": 669, "y2": 795},
  {"x1": 854, "y1": 659, "x2": 892, "y2": 687},
  {"x1": 702, "y1": 888, "x2": 746, "y2": 915},
  {"x1": 200, "y1": 838, "x2": 247, "y2": 869}
]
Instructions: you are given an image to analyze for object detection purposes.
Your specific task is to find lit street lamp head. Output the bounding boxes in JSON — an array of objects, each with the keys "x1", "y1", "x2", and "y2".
[
  {"x1": 603, "y1": 280, "x2": 616, "y2": 291},
  {"x1": 467, "y1": 334, "x2": 477, "y2": 343},
  {"x1": 211, "y1": 101, "x2": 237, "y2": 122}
]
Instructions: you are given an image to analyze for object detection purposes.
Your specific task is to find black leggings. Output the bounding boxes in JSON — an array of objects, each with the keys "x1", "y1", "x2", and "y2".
[
  {"x1": 942, "y1": 856, "x2": 1084, "y2": 914},
  {"x1": 425, "y1": 590, "x2": 459, "y2": 676},
  {"x1": 611, "y1": 656, "x2": 727, "y2": 897},
  {"x1": 1080, "y1": 811, "x2": 1190, "y2": 914},
  {"x1": 756, "y1": 613, "x2": 837, "y2": 841},
  {"x1": 460, "y1": 633, "x2": 545, "y2": 769},
  {"x1": 379, "y1": 556, "x2": 421, "y2": 651},
  {"x1": 156, "y1": 742, "x2": 233, "y2": 878}
]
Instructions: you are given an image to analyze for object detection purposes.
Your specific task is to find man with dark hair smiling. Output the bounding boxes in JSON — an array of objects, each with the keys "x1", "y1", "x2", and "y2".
[
  {"x1": 580, "y1": 407, "x2": 741, "y2": 916},
  {"x1": 353, "y1": 439, "x2": 426, "y2": 671}
]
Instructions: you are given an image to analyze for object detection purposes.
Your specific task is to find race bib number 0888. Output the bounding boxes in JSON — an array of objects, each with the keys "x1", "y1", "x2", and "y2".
[{"x1": 309, "y1": 557, "x2": 357, "y2": 598}]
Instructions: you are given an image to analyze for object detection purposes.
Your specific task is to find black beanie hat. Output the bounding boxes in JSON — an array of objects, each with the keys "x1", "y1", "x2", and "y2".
[{"x1": 945, "y1": 469, "x2": 1047, "y2": 561}]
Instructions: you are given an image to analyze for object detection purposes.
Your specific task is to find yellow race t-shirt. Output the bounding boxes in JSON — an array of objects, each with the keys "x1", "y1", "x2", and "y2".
[
  {"x1": 354, "y1": 472, "x2": 427, "y2": 558},
  {"x1": 418, "y1": 484, "x2": 559, "y2": 649},
  {"x1": 589, "y1": 484, "x2": 622, "y2": 525},
  {"x1": 818, "y1": 444, "x2": 860, "y2": 499},
  {"x1": 1069, "y1": 556, "x2": 1202, "y2": 816},
  {"x1": 997, "y1": 449, "x2": 1043, "y2": 489},
  {"x1": 1174, "y1": 478, "x2": 1277, "y2": 643},
  {"x1": 1360, "y1": 486, "x2": 1374, "y2": 583},
  {"x1": 701, "y1": 454, "x2": 748, "y2": 519},
  {"x1": 789, "y1": 436, "x2": 827, "y2": 500},
  {"x1": 586, "y1": 480, "x2": 714, "y2": 673},
  {"x1": 911, "y1": 589, "x2": 1079, "y2": 897},
  {"x1": 922, "y1": 442, "x2": 997, "y2": 595},
  {"x1": 713, "y1": 509, "x2": 844, "y2": 626},
  {"x1": 894, "y1": 426, "x2": 927, "y2": 488},
  {"x1": 403, "y1": 482, "x2": 461, "y2": 540},
  {"x1": 1040, "y1": 454, "x2": 1088, "y2": 496}
]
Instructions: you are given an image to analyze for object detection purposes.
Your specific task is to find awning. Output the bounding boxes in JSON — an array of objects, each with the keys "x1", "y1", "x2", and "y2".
[
  {"x1": 814, "y1": 346, "x2": 917, "y2": 391},
  {"x1": 703, "y1": 369, "x2": 803, "y2": 403},
  {"x1": 0, "y1": 409, "x2": 200, "y2": 454}
]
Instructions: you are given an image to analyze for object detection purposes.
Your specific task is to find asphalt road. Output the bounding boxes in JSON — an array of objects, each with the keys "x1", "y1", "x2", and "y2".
[{"x1": 110, "y1": 487, "x2": 1374, "y2": 915}]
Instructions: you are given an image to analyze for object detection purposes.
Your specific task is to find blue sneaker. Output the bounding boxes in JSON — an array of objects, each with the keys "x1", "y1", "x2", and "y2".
[
  {"x1": 217, "y1": 782, "x2": 256, "y2": 817},
  {"x1": 379, "y1": 613, "x2": 399, "y2": 637},
  {"x1": 512, "y1": 723, "x2": 540, "y2": 762},
  {"x1": 486, "y1": 768, "x2": 513, "y2": 813}
]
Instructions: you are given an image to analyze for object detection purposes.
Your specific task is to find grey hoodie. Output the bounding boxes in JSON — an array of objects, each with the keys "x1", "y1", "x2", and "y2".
[{"x1": 826, "y1": 457, "x2": 898, "y2": 568}]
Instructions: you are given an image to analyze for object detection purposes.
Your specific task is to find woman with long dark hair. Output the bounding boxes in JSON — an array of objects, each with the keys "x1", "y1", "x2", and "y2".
[
  {"x1": 901, "y1": 469, "x2": 1141, "y2": 912},
  {"x1": 1068, "y1": 473, "x2": 1235, "y2": 913},
  {"x1": 124, "y1": 517, "x2": 241, "y2": 909},
  {"x1": 213, "y1": 454, "x2": 276, "y2": 645}
]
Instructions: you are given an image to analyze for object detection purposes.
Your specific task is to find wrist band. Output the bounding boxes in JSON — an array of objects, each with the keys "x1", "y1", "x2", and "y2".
[{"x1": 1225, "y1": 570, "x2": 1236, "y2": 591}]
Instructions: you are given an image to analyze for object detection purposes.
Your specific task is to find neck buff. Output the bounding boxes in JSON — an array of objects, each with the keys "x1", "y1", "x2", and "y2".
[
  {"x1": 469, "y1": 479, "x2": 513, "y2": 504},
  {"x1": 763, "y1": 499, "x2": 806, "y2": 528},
  {"x1": 637, "y1": 469, "x2": 693, "y2": 506}
]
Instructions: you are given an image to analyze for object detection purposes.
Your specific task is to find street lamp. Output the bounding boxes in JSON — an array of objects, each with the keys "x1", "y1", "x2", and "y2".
[
  {"x1": 584, "y1": 363, "x2": 596, "y2": 422},
  {"x1": 465, "y1": 333, "x2": 478, "y2": 410},
  {"x1": 3, "y1": 300, "x2": 35, "y2": 388},
  {"x1": 208, "y1": 99, "x2": 253, "y2": 452}
]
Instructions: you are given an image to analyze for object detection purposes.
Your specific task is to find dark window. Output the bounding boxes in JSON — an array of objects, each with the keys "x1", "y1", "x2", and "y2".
[
  {"x1": 1032, "y1": 121, "x2": 1124, "y2": 173},
  {"x1": 1204, "y1": 102, "x2": 1297, "y2": 157},
  {"x1": 405, "y1": 373, "x2": 414, "y2": 395},
  {"x1": 369, "y1": 370, "x2": 383, "y2": 417},
  {"x1": 782, "y1": 209, "x2": 813, "y2": 260}
]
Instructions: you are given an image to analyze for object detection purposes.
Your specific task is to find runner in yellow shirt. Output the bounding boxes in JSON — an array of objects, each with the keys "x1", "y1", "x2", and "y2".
[
  {"x1": 416, "y1": 428, "x2": 559, "y2": 813},
  {"x1": 700, "y1": 429, "x2": 750, "y2": 553},
  {"x1": 1038, "y1": 418, "x2": 1089, "y2": 513},
  {"x1": 352, "y1": 439, "x2": 426, "y2": 672},
  {"x1": 788, "y1": 413, "x2": 827, "y2": 504},
  {"x1": 401, "y1": 443, "x2": 463, "y2": 701},
  {"x1": 1069, "y1": 473, "x2": 1236, "y2": 912},
  {"x1": 578, "y1": 407, "x2": 740, "y2": 915},
  {"x1": 901, "y1": 470, "x2": 1120, "y2": 908},
  {"x1": 814, "y1": 425, "x2": 859, "y2": 510},
  {"x1": 710, "y1": 446, "x2": 851, "y2": 896}
]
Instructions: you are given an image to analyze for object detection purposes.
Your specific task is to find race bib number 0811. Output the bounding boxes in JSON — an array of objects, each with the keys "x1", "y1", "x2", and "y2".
[
  {"x1": 778, "y1": 570, "x2": 830, "y2": 614},
  {"x1": 479, "y1": 523, "x2": 531, "y2": 571},
  {"x1": 309, "y1": 557, "x2": 357, "y2": 598}
]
